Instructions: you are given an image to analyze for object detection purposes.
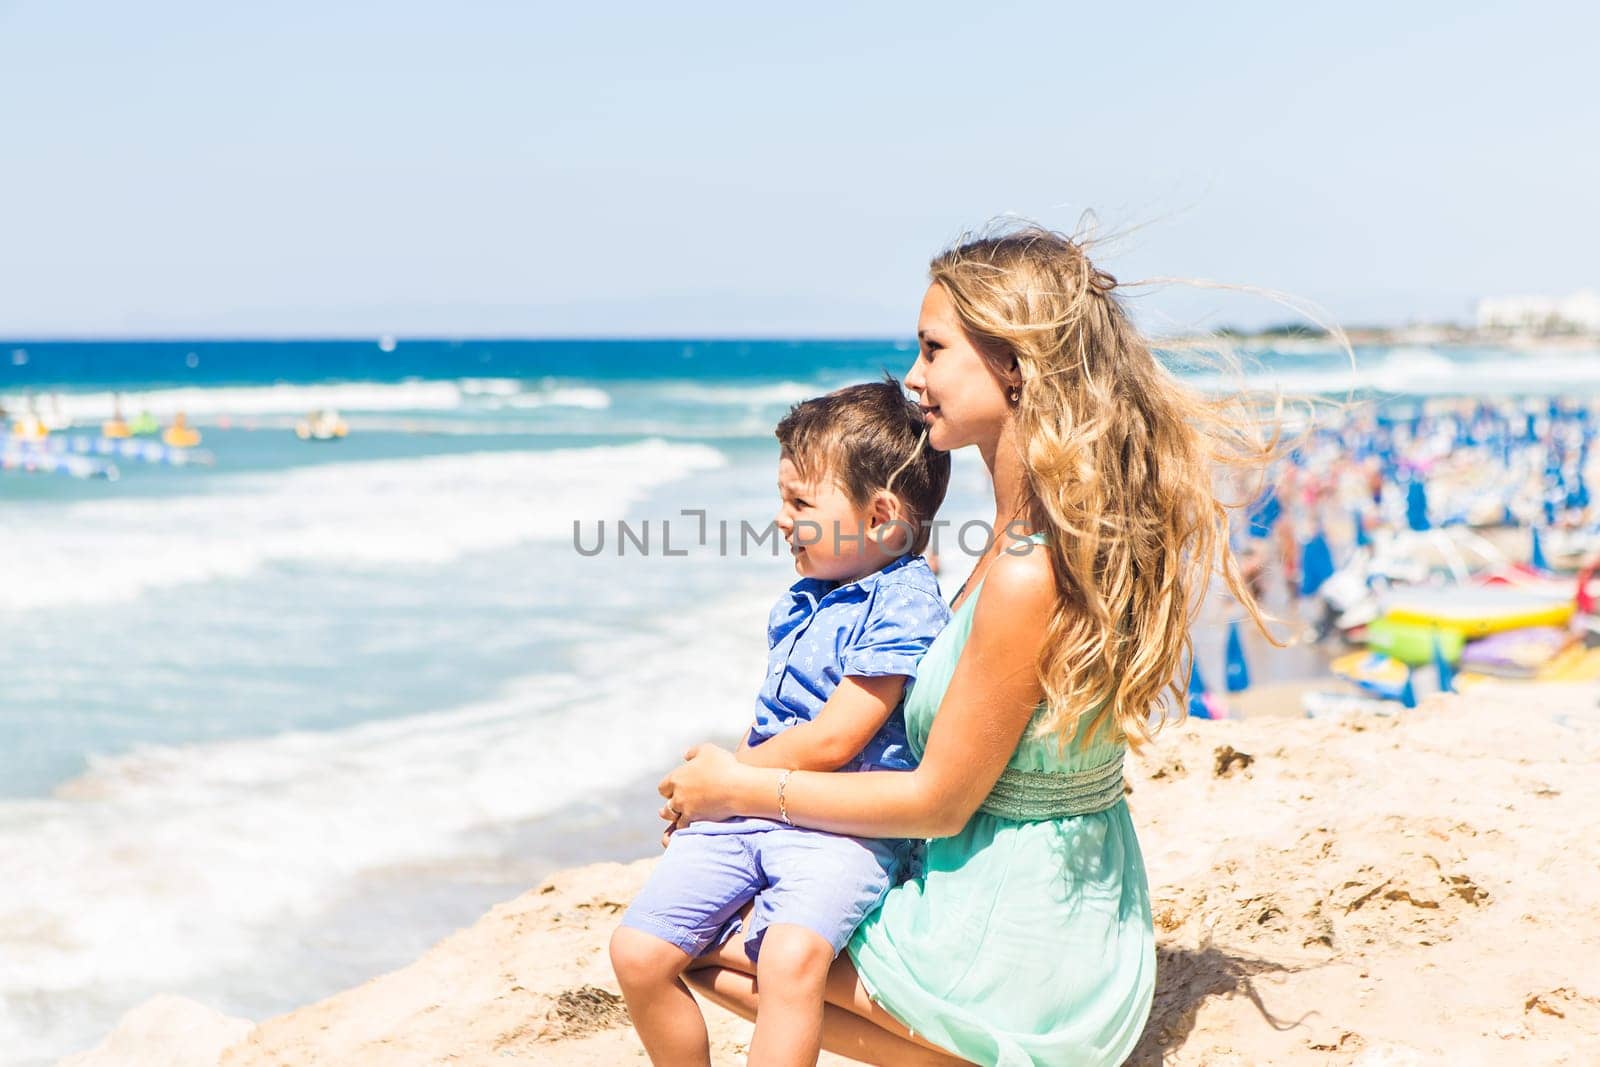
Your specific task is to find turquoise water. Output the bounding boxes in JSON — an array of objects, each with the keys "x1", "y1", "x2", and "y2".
[
  {"x1": 3, "y1": 337, "x2": 1599, "y2": 1064},
  {"x1": 0, "y1": 341, "x2": 963, "y2": 1064}
]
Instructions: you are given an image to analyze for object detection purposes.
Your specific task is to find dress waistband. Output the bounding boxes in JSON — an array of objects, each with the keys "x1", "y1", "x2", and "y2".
[{"x1": 977, "y1": 751, "x2": 1126, "y2": 821}]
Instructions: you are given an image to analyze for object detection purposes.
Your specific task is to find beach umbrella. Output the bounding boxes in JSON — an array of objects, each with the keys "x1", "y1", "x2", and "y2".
[
  {"x1": 1406, "y1": 478, "x2": 1431, "y2": 532},
  {"x1": 1531, "y1": 527, "x2": 1550, "y2": 572},
  {"x1": 1225, "y1": 620, "x2": 1251, "y2": 693},
  {"x1": 1187, "y1": 660, "x2": 1216, "y2": 720},
  {"x1": 1247, "y1": 486, "x2": 1281, "y2": 540},
  {"x1": 1300, "y1": 531, "x2": 1335, "y2": 596},
  {"x1": 1433, "y1": 631, "x2": 1455, "y2": 694}
]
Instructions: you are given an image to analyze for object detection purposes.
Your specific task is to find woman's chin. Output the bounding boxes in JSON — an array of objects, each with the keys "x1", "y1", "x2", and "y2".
[{"x1": 926, "y1": 422, "x2": 961, "y2": 452}]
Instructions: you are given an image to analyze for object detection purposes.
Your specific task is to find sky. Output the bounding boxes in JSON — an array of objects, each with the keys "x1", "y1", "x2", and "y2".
[{"x1": 1, "y1": 1, "x2": 1596, "y2": 338}]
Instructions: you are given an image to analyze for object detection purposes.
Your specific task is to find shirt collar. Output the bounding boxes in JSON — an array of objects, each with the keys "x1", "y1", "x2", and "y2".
[{"x1": 788, "y1": 552, "x2": 920, "y2": 605}]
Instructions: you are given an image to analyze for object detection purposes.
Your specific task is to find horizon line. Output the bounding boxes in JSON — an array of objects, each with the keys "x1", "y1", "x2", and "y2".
[{"x1": 0, "y1": 333, "x2": 919, "y2": 345}]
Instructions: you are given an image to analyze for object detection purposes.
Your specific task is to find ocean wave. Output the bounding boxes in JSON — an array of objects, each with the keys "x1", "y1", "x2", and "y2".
[
  {"x1": 1189, "y1": 346, "x2": 1600, "y2": 397},
  {"x1": 0, "y1": 378, "x2": 613, "y2": 421},
  {"x1": 493, "y1": 386, "x2": 612, "y2": 410},
  {"x1": 0, "y1": 440, "x2": 725, "y2": 610},
  {"x1": 0, "y1": 578, "x2": 769, "y2": 1055},
  {"x1": 651, "y1": 380, "x2": 834, "y2": 406}
]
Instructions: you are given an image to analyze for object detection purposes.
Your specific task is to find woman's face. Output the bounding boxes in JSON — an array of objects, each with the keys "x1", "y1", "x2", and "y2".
[{"x1": 904, "y1": 282, "x2": 1014, "y2": 453}]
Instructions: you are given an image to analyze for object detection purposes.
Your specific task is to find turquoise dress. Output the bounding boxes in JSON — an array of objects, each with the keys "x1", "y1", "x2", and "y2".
[{"x1": 846, "y1": 535, "x2": 1157, "y2": 1066}]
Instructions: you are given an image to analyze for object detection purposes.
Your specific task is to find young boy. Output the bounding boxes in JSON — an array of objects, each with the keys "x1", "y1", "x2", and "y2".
[{"x1": 610, "y1": 379, "x2": 952, "y2": 1066}]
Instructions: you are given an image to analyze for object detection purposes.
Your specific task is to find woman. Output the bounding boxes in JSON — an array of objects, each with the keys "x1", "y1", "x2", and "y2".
[{"x1": 659, "y1": 224, "x2": 1275, "y2": 1066}]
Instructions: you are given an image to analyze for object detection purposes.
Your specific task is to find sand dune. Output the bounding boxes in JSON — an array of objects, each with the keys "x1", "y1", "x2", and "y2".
[{"x1": 61, "y1": 682, "x2": 1600, "y2": 1066}]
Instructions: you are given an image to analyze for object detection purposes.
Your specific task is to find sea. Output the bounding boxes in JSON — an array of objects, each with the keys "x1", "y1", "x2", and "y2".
[{"x1": 3, "y1": 338, "x2": 1599, "y2": 1065}]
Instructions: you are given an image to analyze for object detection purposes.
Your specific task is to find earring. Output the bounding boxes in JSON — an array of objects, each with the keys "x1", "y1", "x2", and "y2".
[{"x1": 1008, "y1": 385, "x2": 1021, "y2": 405}]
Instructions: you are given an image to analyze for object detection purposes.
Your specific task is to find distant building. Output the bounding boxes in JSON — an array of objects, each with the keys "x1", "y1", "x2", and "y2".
[{"x1": 1476, "y1": 289, "x2": 1600, "y2": 334}]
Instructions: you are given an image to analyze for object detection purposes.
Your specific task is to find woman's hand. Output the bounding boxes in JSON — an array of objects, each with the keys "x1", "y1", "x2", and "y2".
[{"x1": 658, "y1": 743, "x2": 753, "y2": 825}]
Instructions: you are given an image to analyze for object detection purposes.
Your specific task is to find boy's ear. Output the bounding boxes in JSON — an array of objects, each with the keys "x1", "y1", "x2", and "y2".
[
  {"x1": 868, "y1": 491, "x2": 916, "y2": 555},
  {"x1": 866, "y1": 490, "x2": 903, "y2": 528}
]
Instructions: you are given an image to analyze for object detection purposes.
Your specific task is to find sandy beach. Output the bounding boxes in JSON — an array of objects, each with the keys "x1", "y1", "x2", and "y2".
[{"x1": 58, "y1": 680, "x2": 1600, "y2": 1067}]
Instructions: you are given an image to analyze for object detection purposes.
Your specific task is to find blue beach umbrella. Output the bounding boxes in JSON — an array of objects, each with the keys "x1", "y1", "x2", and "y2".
[
  {"x1": 1247, "y1": 486, "x2": 1281, "y2": 540},
  {"x1": 1300, "y1": 531, "x2": 1336, "y2": 596},
  {"x1": 1225, "y1": 620, "x2": 1251, "y2": 693},
  {"x1": 1433, "y1": 631, "x2": 1455, "y2": 694},
  {"x1": 1187, "y1": 660, "x2": 1215, "y2": 720},
  {"x1": 1406, "y1": 478, "x2": 1431, "y2": 532}
]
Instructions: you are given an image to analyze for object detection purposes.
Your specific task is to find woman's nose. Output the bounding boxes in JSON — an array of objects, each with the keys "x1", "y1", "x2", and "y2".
[{"x1": 903, "y1": 359, "x2": 925, "y2": 395}]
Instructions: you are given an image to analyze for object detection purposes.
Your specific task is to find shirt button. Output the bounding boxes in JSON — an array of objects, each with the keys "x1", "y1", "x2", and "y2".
[{"x1": 772, "y1": 664, "x2": 782, "y2": 674}]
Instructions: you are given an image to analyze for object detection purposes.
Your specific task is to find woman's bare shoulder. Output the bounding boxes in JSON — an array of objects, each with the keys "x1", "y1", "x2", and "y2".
[{"x1": 973, "y1": 543, "x2": 1057, "y2": 630}]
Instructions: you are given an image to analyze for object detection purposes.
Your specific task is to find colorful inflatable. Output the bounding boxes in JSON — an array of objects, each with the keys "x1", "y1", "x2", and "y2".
[{"x1": 1384, "y1": 587, "x2": 1575, "y2": 638}]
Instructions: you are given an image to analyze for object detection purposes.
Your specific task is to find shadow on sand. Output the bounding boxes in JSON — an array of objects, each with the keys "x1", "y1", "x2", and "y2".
[{"x1": 1126, "y1": 941, "x2": 1319, "y2": 1065}]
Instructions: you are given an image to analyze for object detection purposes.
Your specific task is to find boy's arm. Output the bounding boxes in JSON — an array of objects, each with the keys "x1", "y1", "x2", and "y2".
[{"x1": 736, "y1": 674, "x2": 907, "y2": 772}]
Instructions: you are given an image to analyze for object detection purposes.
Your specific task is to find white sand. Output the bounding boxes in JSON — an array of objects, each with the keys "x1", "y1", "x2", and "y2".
[{"x1": 60, "y1": 682, "x2": 1600, "y2": 1066}]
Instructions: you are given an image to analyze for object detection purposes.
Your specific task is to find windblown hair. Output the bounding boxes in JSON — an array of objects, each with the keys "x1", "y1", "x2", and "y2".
[
  {"x1": 776, "y1": 376, "x2": 952, "y2": 556},
  {"x1": 930, "y1": 223, "x2": 1284, "y2": 754}
]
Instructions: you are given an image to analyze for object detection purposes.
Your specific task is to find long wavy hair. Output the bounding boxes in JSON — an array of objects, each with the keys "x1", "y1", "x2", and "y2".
[{"x1": 930, "y1": 223, "x2": 1287, "y2": 754}]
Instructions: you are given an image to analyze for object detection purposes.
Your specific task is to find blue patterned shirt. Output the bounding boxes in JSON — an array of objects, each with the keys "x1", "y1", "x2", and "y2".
[{"x1": 748, "y1": 553, "x2": 950, "y2": 773}]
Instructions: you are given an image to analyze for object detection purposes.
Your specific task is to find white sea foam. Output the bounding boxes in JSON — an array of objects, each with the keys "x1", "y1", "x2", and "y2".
[
  {"x1": 0, "y1": 440, "x2": 724, "y2": 610},
  {"x1": 494, "y1": 386, "x2": 612, "y2": 410},
  {"x1": 0, "y1": 573, "x2": 773, "y2": 1062},
  {"x1": 653, "y1": 380, "x2": 828, "y2": 406},
  {"x1": 0, "y1": 379, "x2": 612, "y2": 421},
  {"x1": 1191, "y1": 346, "x2": 1600, "y2": 397}
]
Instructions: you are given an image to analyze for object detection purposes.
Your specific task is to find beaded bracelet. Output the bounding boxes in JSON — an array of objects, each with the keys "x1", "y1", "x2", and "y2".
[{"x1": 776, "y1": 769, "x2": 793, "y2": 825}]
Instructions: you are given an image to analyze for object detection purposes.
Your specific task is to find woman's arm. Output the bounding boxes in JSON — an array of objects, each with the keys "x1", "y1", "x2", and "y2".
[{"x1": 661, "y1": 549, "x2": 1058, "y2": 839}]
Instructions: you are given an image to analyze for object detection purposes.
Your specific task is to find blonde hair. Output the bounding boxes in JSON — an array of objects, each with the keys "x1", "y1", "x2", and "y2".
[{"x1": 930, "y1": 223, "x2": 1285, "y2": 755}]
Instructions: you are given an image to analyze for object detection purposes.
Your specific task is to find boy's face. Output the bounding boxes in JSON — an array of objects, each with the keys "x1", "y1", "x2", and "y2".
[{"x1": 775, "y1": 455, "x2": 888, "y2": 582}]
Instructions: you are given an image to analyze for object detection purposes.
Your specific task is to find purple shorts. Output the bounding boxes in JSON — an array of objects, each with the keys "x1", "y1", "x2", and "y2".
[{"x1": 620, "y1": 817, "x2": 903, "y2": 961}]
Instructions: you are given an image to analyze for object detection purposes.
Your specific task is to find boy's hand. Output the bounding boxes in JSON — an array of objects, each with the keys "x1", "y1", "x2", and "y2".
[{"x1": 659, "y1": 800, "x2": 685, "y2": 848}]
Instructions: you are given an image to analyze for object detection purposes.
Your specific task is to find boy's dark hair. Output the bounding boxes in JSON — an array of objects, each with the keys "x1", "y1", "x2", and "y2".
[{"x1": 774, "y1": 374, "x2": 951, "y2": 555}]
